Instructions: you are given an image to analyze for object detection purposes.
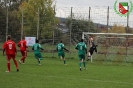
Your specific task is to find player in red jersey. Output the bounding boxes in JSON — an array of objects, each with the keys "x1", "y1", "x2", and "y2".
[
  {"x1": 2, "y1": 35, "x2": 19, "y2": 72},
  {"x1": 18, "y1": 36, "x2": 28, "y2": 64}
]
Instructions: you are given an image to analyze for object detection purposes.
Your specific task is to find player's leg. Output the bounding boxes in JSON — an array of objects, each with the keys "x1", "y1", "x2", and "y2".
[
  {"x1": 38, "y1": 53, "x2": 42, "y2": 65},
  {"x1": 6, "y1": 55, "x2": 11, "y2": 72},
  {"x1": 58, "y1": 52, "x2": 62, "y2": 61},
  {"x1": 83, "y1": 54, "x2": 87, "y2": 69},
  {"x1": 37, "y1": 58, "x2": 41, "y2": 65},
  {"x1": 35, "y1": 53, "x2": 41, "y2": 65},
  {"x1": 12, "y1": 54, "x2": 19, "y2": 72},
  {"x1": 39, "y1": 53, "x2": 43, "y2": 60},
  {"x1": 62, "y1": 52, "x2": 67, "y2": 65},
  {"x1": 87, "y1": 51, "x2": 93, "y2": 61},
  {"x1": 22, "y1": 51, "x2": 27, "y2": 63},
  {"x1": 78, "y1": 55, "x2": 83, "y2": 71},
  {"x1": 19, "y1": 50, "x2": 26, "y2": 64}
]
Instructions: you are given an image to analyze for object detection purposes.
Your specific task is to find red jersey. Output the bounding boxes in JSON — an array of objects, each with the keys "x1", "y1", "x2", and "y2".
[
  {"x1": 3, "y1": 40, "x2": 17, "y2": 55},
  {"x1": 18, "y1": 39, "x2": 27, "y2": 51}
]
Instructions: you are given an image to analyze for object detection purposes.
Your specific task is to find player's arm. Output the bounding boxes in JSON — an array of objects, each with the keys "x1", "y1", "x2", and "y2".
[
  {"x1": 62, "y1": 44, "x2": 69, "y2": 51},
  {"x1": 18, "y1": 42, "x2": 20, "y2": 47},
  {"x1": 94, "y1": 45, "x2": 97, "y2": 53},
  {"x1": 24, "y1": 41, "x2": 28, "y2": 48},
  {"x1": 85, "y1": 48, "x2": 87, "y2": 54},
  {"x1": 14, "y1": 43, "x2": 17, "y2": 54},
  {"x1": 32, "y1": 45, "x2": 34, "y2": 50},
  {"x1": 3, "y1": 48, "x2": 5, "y2": 55},
  {"x1": 40, "y1": 48, "x2": 44, "y2": 50},
  {"x1": 39, "y1": 44, "x2": 44, "y2": 50},
  {"x1": 2, "y1": 43, "x2": 6, "y2": 55},
  {"x1": 75, "y1": 44, "x2": 78, "y2": 50},
  {"x1": 15, "y1": 47, "x2": 17, "y2": 54},
  {"x1": 64, "y1": 47, "x2": 69, "y2": 51},
  {"x1": 85, "y1": 44, "x2": 87, "y2": 54},
  {"x1": 56, "y1": 46, "x2": 58, "y2": 51}
]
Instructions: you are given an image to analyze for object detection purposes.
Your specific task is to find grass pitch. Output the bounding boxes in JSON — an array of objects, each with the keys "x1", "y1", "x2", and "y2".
[{"x1": 0, "y1": 51, "x2": 133, "y2": 88}]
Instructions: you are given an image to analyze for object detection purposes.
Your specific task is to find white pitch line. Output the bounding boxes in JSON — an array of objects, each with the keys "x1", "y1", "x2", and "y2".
[{"x1": 18, "y1": 72, "x2": 133, "y2": 86}]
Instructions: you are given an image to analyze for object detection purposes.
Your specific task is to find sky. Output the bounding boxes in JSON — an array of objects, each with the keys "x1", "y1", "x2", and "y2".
[
  {"x1": 55, "y1": 0, "x2": 133, "y2": 27},
  {"x1": 56, "y1": 0, "x2": 116, "y2": 7}
]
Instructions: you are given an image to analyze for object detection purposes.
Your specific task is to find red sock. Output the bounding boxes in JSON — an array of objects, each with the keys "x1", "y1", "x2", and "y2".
[
  {"x1": 7, "y1": 63, "x2": 10, "y2": 71},
  {"x1": 21, "y1": 56, "x2": 26, "y2": 63},
  {"x1": 23, "y1": 57, "x2": 25, "y2": 63},
  {"x1": 20, "y1": 57, "x2": 24, "y2": 61},
  {"x1": 13, "y1": 60, "x2": 18, "y2": 69}
]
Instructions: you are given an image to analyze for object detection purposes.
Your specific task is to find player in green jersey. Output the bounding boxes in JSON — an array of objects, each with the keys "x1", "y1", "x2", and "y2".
[
  {"x1": 75, "y1": 39, "x2": 87, "y2": 71},
  {"x1": 32, "y1": 39, "x2": 44, "y2": 65},
  {"x1": 56, "y1": 40, "x2": 69, "y2": 65}
]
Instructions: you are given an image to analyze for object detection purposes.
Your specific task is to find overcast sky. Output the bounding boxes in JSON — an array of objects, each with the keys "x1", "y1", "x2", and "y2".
[
  {"x1": 55, "y1": 0, "x2": 133, "y2": 27},
  {"x1": 56, "y1": 0, "x2": 128, "y2": 7}
]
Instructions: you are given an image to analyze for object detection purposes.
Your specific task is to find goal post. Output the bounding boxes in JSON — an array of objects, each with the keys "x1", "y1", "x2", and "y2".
[{"x1": 82, "y1": 32, "x2": 133, "y2": 63}]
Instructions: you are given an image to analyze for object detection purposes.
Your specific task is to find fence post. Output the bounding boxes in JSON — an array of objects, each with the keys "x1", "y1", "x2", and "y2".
[
  {"x1": 21, "y1": 7, "x2": 24, "y2": 40},
  {"x1": 88, "y1": 7, "x2": 91, "y2": 32},
  {"x1": 37, "y1": 7, "x2": 40, "y2": 40},
  {"x1": 6, "y1": 4, "x2": 8, "y2": 41},
  {"x1": 87, "y1": 7, "x2": 91, "y2": 50},
  {"x1": 125, "y1": 6, "x2": 129, "y2": 62},
  {"x1": 105, "y1": 6, "x2": 109, "y2": 60},
  {"x1": 52, "y1": 6, "x2": 56, "y2": 58},
  {"x1": 69, "y1": 7, "x2": 73, "y2": 58}
]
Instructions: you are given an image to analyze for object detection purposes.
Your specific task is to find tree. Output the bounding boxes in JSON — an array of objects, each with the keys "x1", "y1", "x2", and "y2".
[
  {"x1": 0, "y1": 0, "x2": 24, "y2": 41},
  {"x1": 65, "y1": 15, "x2": 95, "y2": 43},
  {"x1": 101, "y1": 24, "x2": 127, "y2": 33},
  {"x1": 109, "y1": 24, "x2": 126, "y2": 33},
  {"x1": 17, "y1": 0, "x2": 58, "y2": 39}
]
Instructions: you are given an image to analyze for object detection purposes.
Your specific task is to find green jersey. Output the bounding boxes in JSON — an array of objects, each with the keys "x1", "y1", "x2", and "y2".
[
  {"x1": 75, "y1": 42, "x2": 87, "y2": 55},
  {"x1": 32, "y1": 43, "x2": 42, "y2": 53},
  {"x1": 56, "y1": 43, "x2": 65, "y2": 53}
]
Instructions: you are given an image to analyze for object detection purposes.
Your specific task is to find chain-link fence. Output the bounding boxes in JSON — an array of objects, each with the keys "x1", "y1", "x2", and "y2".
[{"x1": 1, "y1": 6, "x2": 133, "y2": 61}]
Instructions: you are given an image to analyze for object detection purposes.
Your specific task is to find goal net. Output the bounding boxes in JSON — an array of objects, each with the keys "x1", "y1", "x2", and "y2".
[{"x1": 82, "y1": 32, "x2": 133, "y2": 63}]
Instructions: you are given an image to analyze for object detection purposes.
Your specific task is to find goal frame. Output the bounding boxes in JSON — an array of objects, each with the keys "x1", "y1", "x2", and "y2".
[{"x1": 82, "y1": 32, "x2": 133, "y2": 63}]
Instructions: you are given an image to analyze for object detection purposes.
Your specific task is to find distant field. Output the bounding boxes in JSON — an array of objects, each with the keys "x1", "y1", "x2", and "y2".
[{"x1": 0, "y1": 50, "x2": 133, "y2": 88}]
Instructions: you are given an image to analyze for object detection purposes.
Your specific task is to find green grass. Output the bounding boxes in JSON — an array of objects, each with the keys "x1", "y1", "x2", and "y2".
[{"x1": 0, "y1": 51, "x2": 133, "y2": 88}]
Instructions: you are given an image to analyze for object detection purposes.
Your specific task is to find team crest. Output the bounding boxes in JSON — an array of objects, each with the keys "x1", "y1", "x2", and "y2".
[
  {"x1": 114, "y1": 0, "x2": 133, "y2": 17},
  {"x1": 119, "y1": 2, "x2": 128, "y2": 14}
]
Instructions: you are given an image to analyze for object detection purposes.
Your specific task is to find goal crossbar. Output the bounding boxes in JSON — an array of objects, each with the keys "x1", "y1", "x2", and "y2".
[{"x1": 82, "y1": 32, "x2": 133, "y2": 39}]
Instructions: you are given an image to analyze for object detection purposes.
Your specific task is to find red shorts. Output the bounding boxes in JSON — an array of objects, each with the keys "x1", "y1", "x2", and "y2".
[
  {"x1": 21, "y1": 50, "x2": 27, "y2": 56},
  {"x1": 6, "y1": 54, "x2": 16, "y2": 60}
]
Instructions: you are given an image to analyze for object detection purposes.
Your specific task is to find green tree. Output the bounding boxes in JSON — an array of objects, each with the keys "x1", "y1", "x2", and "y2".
[
  {"x1": 65, "y1": 16, "x2": 95, "y2": 43},
  {"x1": 0, "y1": 0, "x2": 24, "y2": 41},
  {"x1": 17, "y1": 0, "x2": 58, "y2": 39}
]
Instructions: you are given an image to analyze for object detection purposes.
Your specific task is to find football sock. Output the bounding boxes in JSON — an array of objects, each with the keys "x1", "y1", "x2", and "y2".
[
  {"x1": 21, "y1": 56, "x2": 25, "y2": 63},
  {"x1": 7, "y1": 62, "x2": 10, "y2": 71},
  {"x1": 79, "y1": 62, "x2": 82, "y2": 68},
  {"x1": 22, "y1": 56, "x2": 26, "y2": 63},
  {"x1": 38, "y1": 59, "x2": 40, "y2": 64},
  {"x1": 13, "y1": 60, "x2": 18, "y2": 69},
  {"x1": 83, "y1": 62, "x2": 86, "y2": 68},
  {"x1": 23, "y1": 58, "x2": 25, "y2": 63},
  {"x1": 64, "y1": 60, "x2": 66, "y2": 64}
]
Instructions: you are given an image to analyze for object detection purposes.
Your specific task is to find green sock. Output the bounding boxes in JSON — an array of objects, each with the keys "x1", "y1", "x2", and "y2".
[
  {"x1": 64, "y1": 60, "x2": 66, "y2": 64},
  {"x1": 38, "y1": 61, "x2": 40, "y2": 64},
  {"x1": 79, "y1": 62, "x2": 82, "y2": 68},
  {"x1": 83, "y1": 62, "x2": 86, "y2": 68}
]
